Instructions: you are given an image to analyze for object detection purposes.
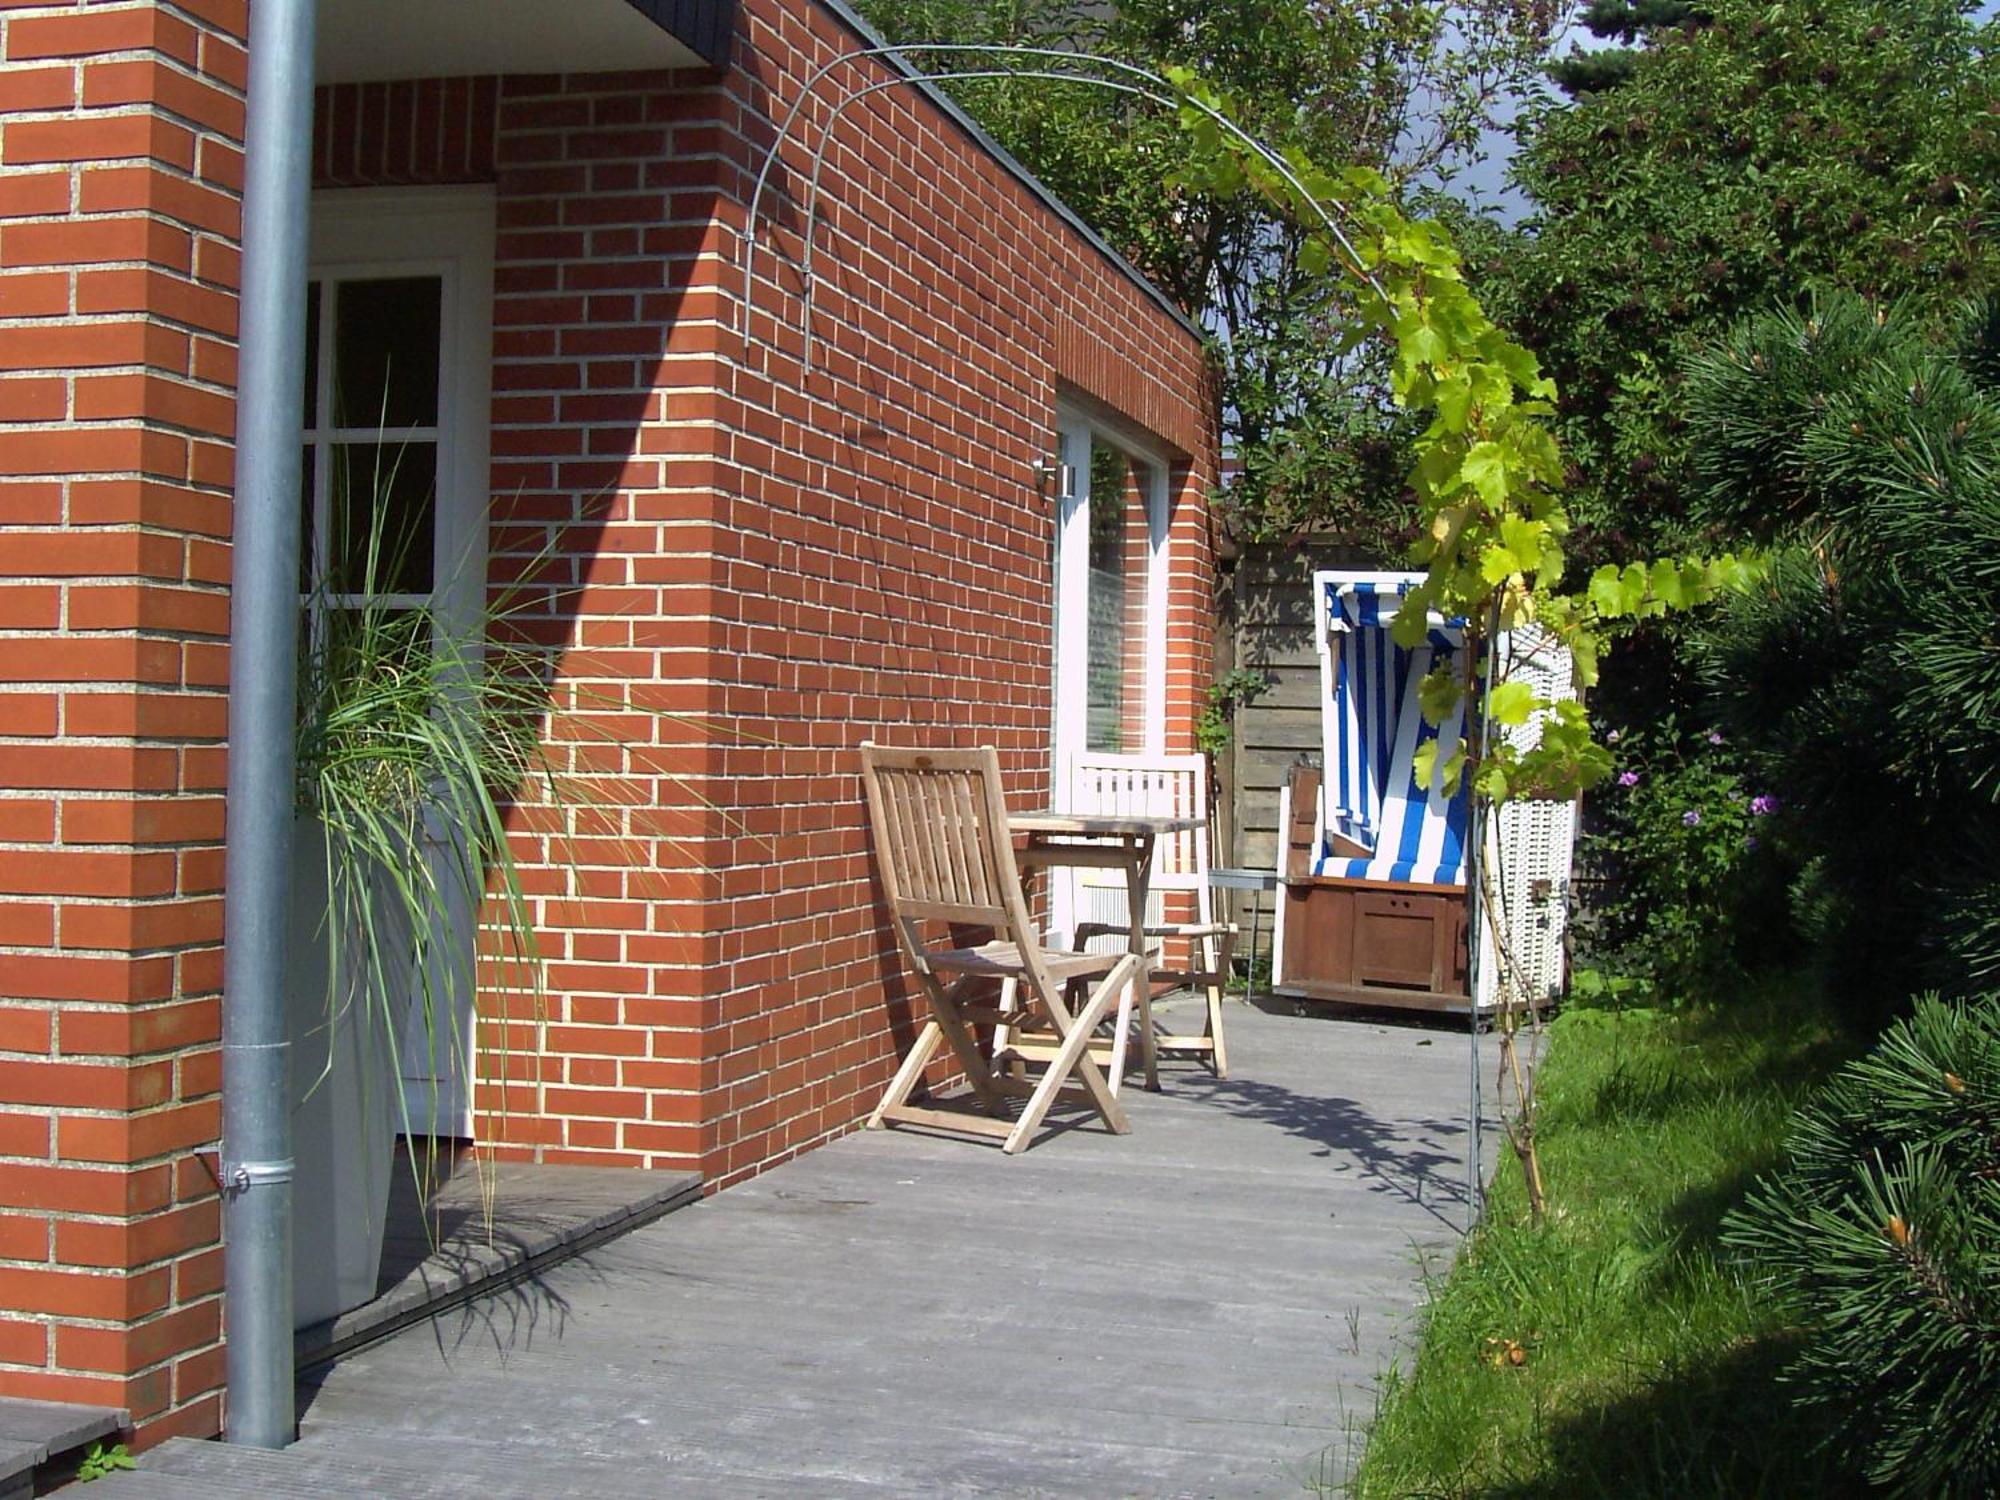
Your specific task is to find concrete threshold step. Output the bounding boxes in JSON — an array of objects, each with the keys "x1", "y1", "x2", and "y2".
[{"x1": 0, "y1": 1396, "x2": 125, "y2": 1498}]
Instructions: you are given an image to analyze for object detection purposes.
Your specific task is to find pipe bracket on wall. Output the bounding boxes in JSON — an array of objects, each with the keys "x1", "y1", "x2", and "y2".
[{"x1": 223, "y1": 1160, "x2": 296, "y2": 1197}]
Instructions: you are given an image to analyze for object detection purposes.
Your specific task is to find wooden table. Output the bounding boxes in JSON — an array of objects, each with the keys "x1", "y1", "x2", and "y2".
[{"x1": 1011, "y1": 810, "x2": 1203, "y2": 1093}]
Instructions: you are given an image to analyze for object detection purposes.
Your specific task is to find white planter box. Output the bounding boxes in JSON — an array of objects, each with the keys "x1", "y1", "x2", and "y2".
[{"x1": 287, "y1": 818, "x2": 400, "y2": 1330}]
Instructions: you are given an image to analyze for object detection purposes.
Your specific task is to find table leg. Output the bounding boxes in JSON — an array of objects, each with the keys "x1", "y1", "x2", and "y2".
[
  {"x1": 1105, "y1": 989, "x2": 1132, "y2": 1096},
  {"x1": 1127, "y1": 835, "x2": 1160, "y2": 1092}
]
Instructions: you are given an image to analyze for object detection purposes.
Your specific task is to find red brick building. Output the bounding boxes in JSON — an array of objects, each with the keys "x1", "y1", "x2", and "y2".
[{"x1": 0, "y1": 0, "x2": 1219, "y2": 1444}]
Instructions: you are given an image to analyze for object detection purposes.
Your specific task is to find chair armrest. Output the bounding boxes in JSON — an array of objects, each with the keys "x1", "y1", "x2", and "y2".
[
  {"x1": 1138, "y1": 921, "x2": 1238, "y2": 939},
  {"x1": 1073, "y1": 921, "x2": 1165, "y2": 953}
]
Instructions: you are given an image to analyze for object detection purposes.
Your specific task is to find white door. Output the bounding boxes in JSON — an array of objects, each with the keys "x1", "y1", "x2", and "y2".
[
  {"x1": 302, "y1": 188, "x2": 494, "y2": 1138},
  {"x1": 1050, "y1": 415, "x2": 1170, "y2": 940}
]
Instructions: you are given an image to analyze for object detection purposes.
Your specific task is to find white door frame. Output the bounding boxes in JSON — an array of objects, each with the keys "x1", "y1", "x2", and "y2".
[
  {"x1": 307, "y1": 185, "x2": 495, "y2": 1137},
  {"x1": 1051, "y1": 409, "x2": 1172, "y2": 939}
]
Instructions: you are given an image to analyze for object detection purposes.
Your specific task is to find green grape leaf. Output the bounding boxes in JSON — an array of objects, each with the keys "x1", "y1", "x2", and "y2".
[
  {"x1": 1486, "y1": 680, "x2": 1539, "y2": 726},
  {"x1": 1418, "y1": 663, "x2": 1462, "y2": 725}
]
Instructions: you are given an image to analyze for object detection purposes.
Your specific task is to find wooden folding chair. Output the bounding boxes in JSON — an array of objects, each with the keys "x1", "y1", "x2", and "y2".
[
  {"x1": 858, "y1": 743, "x2": 1140, "y2": 1154},
  {"x1": 1070, "y1": 753, "x2": 1234, "y2": 1078}
]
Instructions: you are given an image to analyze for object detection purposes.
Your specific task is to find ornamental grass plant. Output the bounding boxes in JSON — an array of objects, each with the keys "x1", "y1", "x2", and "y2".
[{"x1": 293, "y1": 477, "x2": 562, "y2": 1173}]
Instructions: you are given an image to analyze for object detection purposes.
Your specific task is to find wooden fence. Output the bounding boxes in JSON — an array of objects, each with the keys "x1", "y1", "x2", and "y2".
[{"x1": 1211, "y1": 540, "x2": 1374, "y2": 975}]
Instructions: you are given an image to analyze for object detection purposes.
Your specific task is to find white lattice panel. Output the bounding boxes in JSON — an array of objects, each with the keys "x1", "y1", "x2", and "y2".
[{"x1": 1475, "y1": 624, "x2": 1578, "y2": 1009}]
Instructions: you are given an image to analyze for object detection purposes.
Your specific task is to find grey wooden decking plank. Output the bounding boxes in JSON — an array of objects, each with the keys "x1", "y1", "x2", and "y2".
[
  {"x1": 341, "y1": 1256, "x2": 1431, "y2": 1386},
  {"x1": 276, "y1": 1003, "x2": 1491, "y2": 1498},
  {"x1": 298, "y1": 1388, "x2": 1318, "y2": 1499},
  {"x1": 308, "y1": 1421, "x2": 1259, "y2": 1498},
  {"x1": 134, "y1": 1433, "x2": 921, "y2": 1500}
]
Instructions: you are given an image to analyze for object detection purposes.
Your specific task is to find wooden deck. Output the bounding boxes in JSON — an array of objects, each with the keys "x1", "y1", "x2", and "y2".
[
  {"x1": 295, "y1": 1159, "x2": 702, "y2": 1370},
  {"x1": 111, "y1": 999, "x2": 1492, "y2": 1498}
]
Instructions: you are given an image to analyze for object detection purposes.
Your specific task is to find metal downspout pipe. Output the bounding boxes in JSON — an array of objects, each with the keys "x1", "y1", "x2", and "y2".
[{"x1": 220, "y1": 0, "x2": 317, "y2": 1448}]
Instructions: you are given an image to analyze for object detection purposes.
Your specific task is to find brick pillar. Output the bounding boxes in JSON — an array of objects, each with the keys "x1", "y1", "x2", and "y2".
[{"x1": 0, "y1": 0, "x2": 244, "y2": 1445}]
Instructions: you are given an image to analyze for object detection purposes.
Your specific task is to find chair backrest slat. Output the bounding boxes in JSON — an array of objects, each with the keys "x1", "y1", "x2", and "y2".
[
  {"x1": 860, "y1": 743, "x2": 1029, "y2": 940},
  {"x1": 943, "y1": 769, "x2": 982, "y2": 907}
]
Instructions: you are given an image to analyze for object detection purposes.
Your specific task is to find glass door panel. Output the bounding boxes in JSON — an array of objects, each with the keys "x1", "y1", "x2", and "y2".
[
  {"x1": 332, "y1": 276, "x2": 442, "y2": 428},
  {"x1": 301, "y1": 189, "x2": 493, "y2": 1141},
  {"x1": 327, "y1": 441, "x2": 439, "y2": 599},
  {"x1": 301, "y1": 275, "x2": 446, "y2": 609},
  {"x1": 1084, "y1": 441, "x2": 1158, "y2": 754}
]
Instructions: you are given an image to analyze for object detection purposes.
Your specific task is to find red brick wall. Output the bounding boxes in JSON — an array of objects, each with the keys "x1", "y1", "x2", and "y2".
[
  {"x1": 477, "y1": 70, "x2": 739, "y2": 1172},
  {"x1": 312, "y1": 20, "x2": 1218, "y2": 1190},
  {"x1": 0, "y1": 0, "x2": 243, "y2": 1444},
  {"x1": 310, "y1": 68, "x2": 735, "y2": 1173},
  {"x1": 697, "y1": 0, "x2": 1217, "y2": 1183}
]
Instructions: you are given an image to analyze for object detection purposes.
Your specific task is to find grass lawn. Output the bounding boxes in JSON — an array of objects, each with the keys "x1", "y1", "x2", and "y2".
[{"x1": 1351, "y1": 979, "x2": 1870, "y2": 1498}]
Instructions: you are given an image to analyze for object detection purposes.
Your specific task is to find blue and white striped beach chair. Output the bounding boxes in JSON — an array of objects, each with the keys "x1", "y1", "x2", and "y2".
[
  {"x1": 1272, "y1": 570, "x2": 1577, "y2": 1014},
  {"x1": 1316, "y1": 574, "x2": 1472, "y2": 888}
]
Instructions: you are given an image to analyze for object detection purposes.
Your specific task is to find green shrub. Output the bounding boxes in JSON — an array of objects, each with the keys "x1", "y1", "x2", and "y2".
[
  {"x1": 1573, "y1": 716, "x2": 1790, "y2": 1003},
  {"x1": 1724, "y1": 994, "x2": 2000, "y2": 1497}
]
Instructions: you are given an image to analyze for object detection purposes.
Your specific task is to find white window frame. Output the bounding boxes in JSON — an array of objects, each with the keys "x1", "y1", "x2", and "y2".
[{"x1": 305, "y1": 186, "x2": 495, "y2": 642}]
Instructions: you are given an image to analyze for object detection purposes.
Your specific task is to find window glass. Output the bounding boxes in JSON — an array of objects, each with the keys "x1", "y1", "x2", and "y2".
[
  {"x1": 328, "y1": 441, "x2": 438, "y2": 598},
  {"x1": 299, "y1": 445, "x2": 316, "y2": 596},
  {"x1": 1085, "y1": 441, "x2": 1152, "y2": 753},
  {"x1": 304, "y1": 280, "x2": 320, "y2": 426},
  {"x1": 302, "y1": 273, "x2": 447, "y2": 604},
  {"x1": 333, "y1": 276, "x2": 441, "y2": 429}
]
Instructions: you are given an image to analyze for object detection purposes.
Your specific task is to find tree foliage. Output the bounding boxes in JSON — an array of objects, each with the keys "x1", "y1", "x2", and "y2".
[
  {"x1": 1545, "y1": 0, "x2": 1706, "y2": 98},
  {"x1": 851, "y1": 0, "x2": 1559, "y2": 548},
  {"x1": 1480, "y1": 0, "x2": 2000, "y2": 562},
  {"x1": 1725, "y1": 993, "x2": 2000, "y2": 1498},
  {"x1": 1683, "y1": 292, "x2": 2000, "y2": 1005}
]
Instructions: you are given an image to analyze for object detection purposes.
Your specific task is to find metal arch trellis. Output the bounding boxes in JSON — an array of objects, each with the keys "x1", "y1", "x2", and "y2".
[
  {"x1": 795, "y1": 69, "x2": 1167, "y2": 372},
  {"x1": 738, "y1": 41, "x2": 1390, "y2": 373}
]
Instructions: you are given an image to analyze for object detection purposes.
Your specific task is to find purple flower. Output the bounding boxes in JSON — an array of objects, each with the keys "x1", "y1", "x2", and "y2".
[
  {"x1": 1618, "y1": 770, "x2": 1640, "y2": 787},
  {"x1": 1750, "y1": 794, "x2": 1778, "y2": 816},
  {"x1": 1744, "y1": 835, "x2": 1760, "y2": 851},
  {"x1": 1708, "y1": 731, "x2": 1725, "y2": 746},
  {"x1": 1606, "y1": 729, "x2": 1622, "y2": 744},
  {"x1": 1682, "y1": 809, "x2": 1702, "y2": 826}
]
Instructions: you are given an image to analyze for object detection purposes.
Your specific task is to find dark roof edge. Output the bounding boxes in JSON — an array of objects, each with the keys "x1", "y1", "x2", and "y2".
[
  {"x1": 628, "y1": 0, "x2": 737, "y2": 70},
  {"x1": 807, "y1": 0, "x2": 1206, "y2": 344}
]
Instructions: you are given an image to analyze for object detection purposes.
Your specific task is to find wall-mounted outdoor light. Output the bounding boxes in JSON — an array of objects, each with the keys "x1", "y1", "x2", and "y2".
[{"x1": 1032, "y1": 457, "x2": 1074, "y2": 500}]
